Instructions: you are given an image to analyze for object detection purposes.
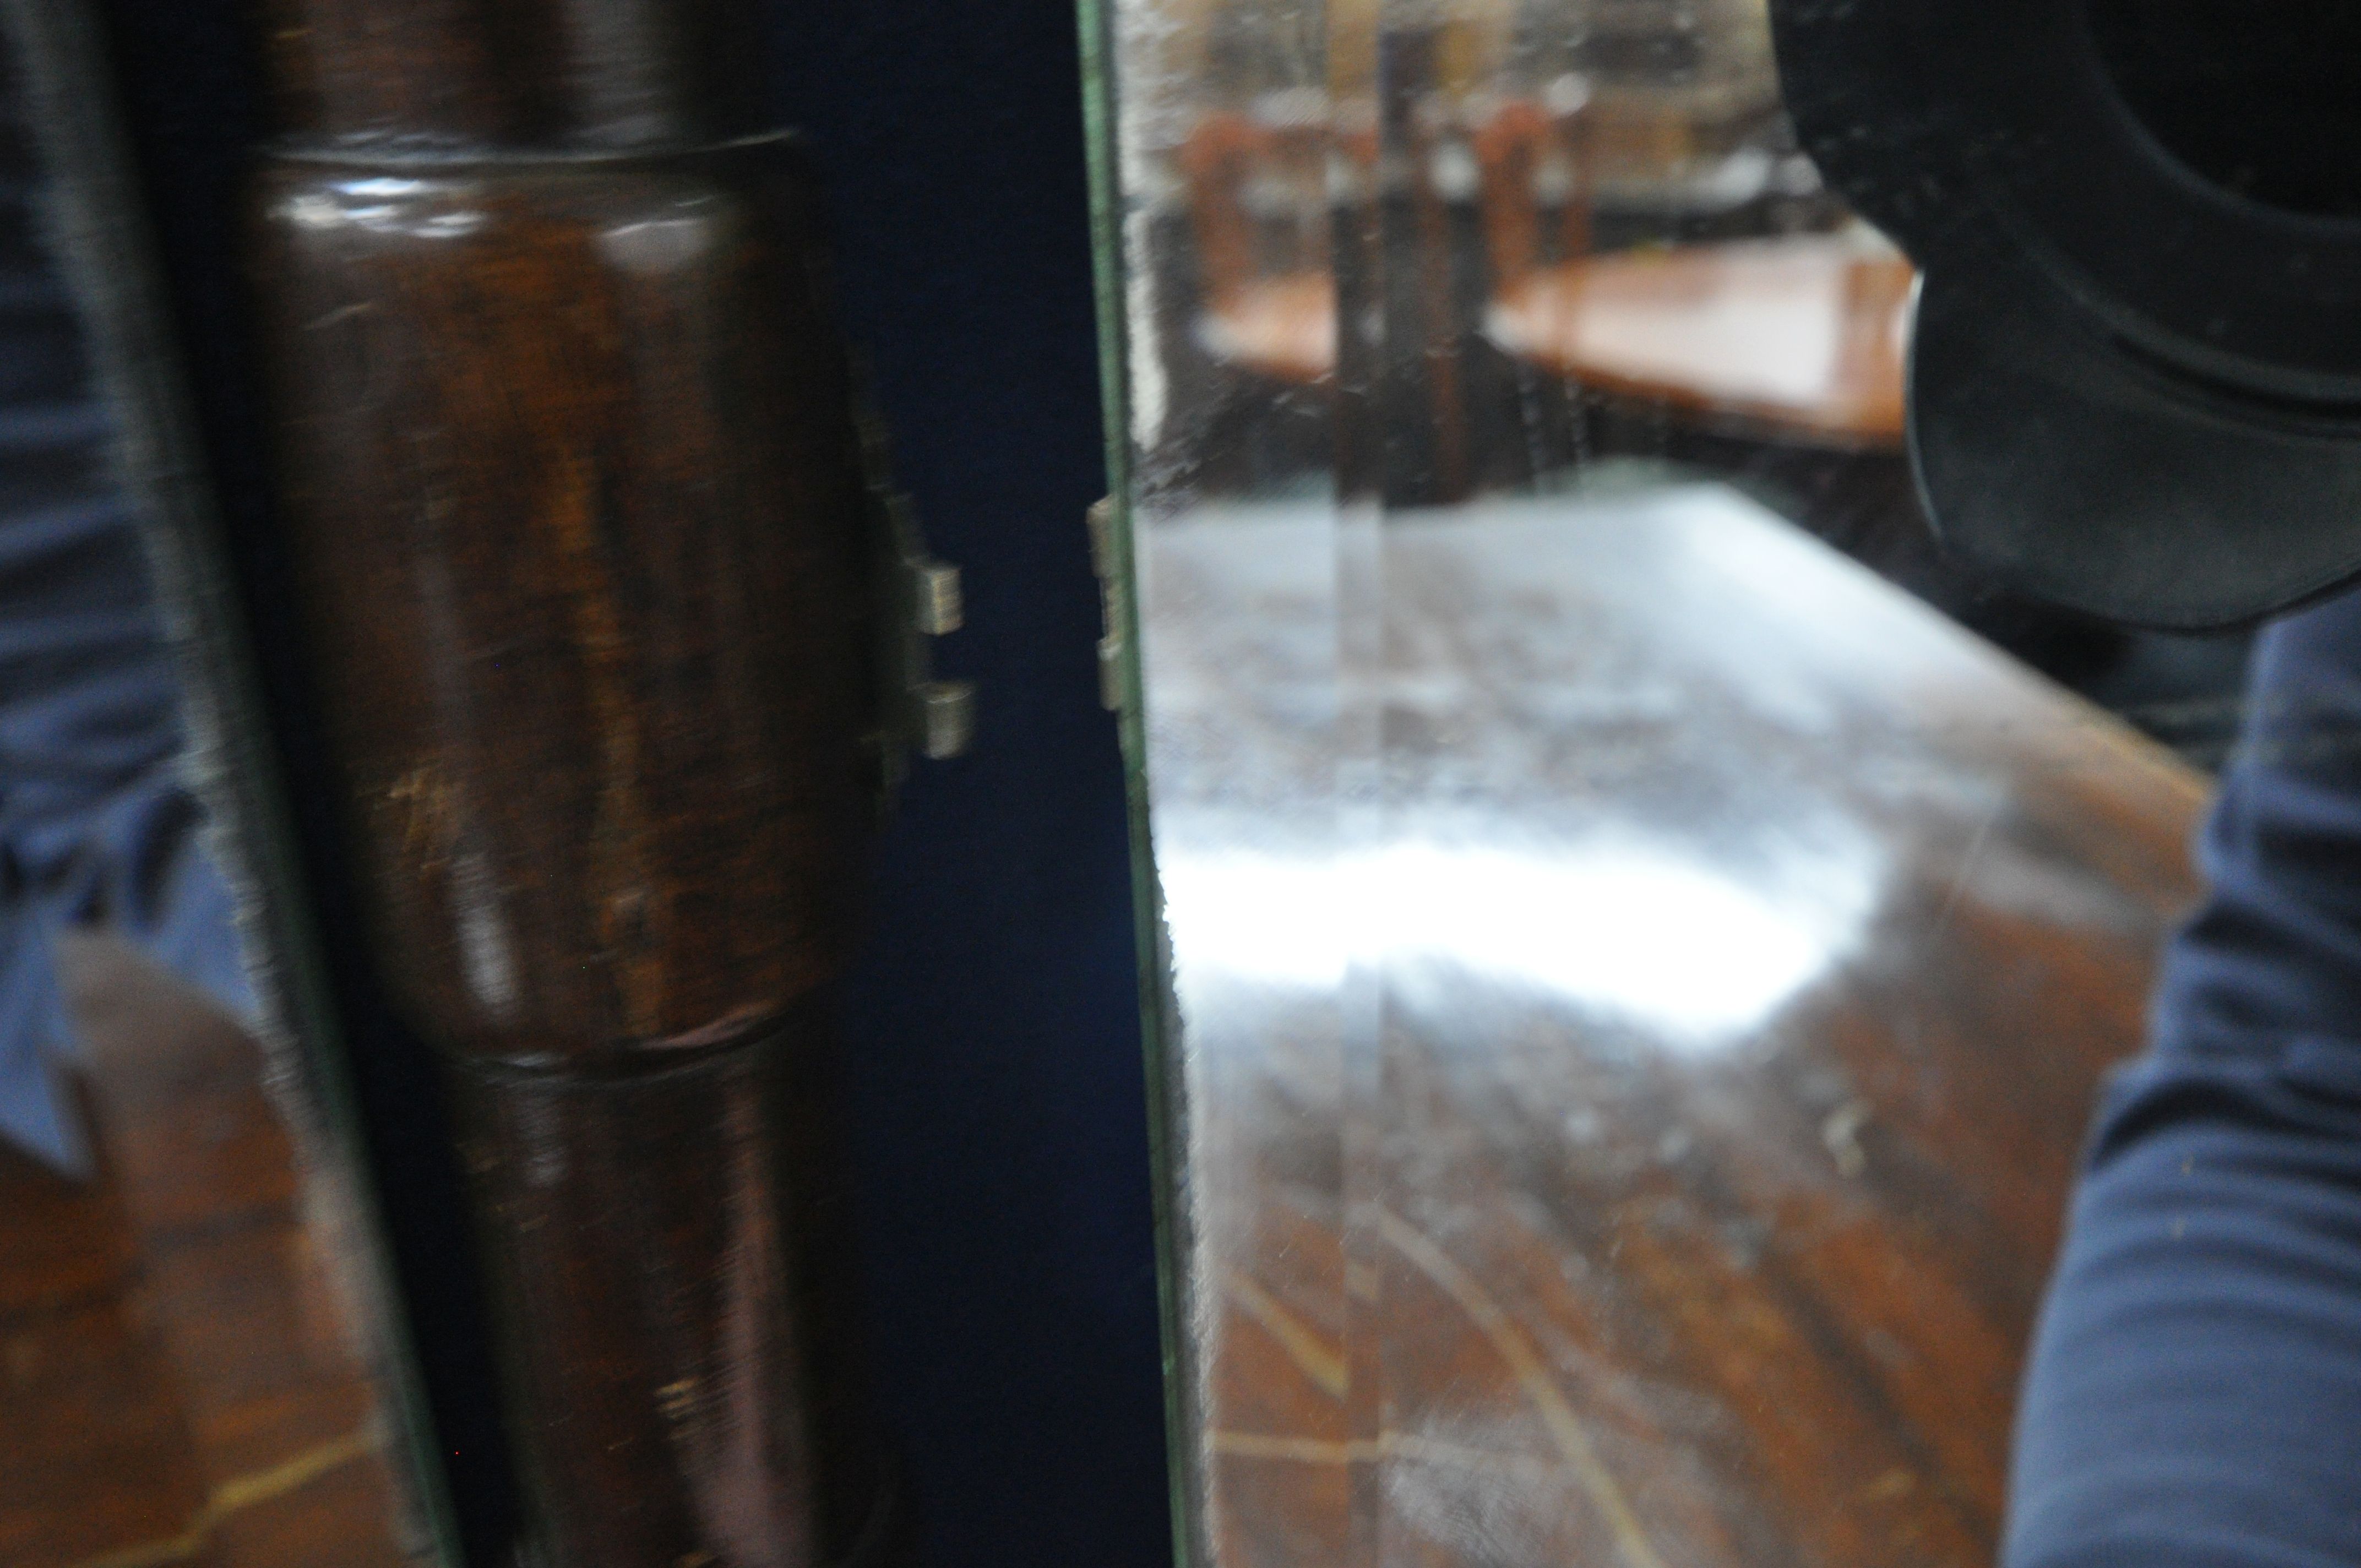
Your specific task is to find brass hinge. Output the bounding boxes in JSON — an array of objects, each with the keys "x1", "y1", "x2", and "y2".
[{"x1": 856, "y1": 396, "x2": 975, "y2": 808}]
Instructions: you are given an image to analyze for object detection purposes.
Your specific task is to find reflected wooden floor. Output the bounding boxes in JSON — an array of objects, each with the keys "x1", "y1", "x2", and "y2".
[
  {"x1": 1143, "y1": 488, "x2": 2205, "y2": 1567},
  {"x1": 0, "y1": 935, "x2": 416, "y2": 1567}
]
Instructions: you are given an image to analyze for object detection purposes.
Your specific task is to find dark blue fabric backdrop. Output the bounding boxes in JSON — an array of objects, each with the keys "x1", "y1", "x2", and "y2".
[
  {"x1": 768, "y1": 7, "x2": 1172, "y2": 1565},
  {"x1": 84, "y1": 3, "x2": 1169, "y2": 1563}
]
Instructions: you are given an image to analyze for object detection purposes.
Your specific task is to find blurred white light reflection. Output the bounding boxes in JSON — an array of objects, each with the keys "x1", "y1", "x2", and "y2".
[{"x1": 1160, "y1": 834, "x2": 1881, "y2": 1046}]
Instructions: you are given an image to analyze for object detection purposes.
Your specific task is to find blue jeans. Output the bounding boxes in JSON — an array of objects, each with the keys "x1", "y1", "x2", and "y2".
[{"x1": 2010, "y1": 591, "x2": 2361, "y2": 1567}]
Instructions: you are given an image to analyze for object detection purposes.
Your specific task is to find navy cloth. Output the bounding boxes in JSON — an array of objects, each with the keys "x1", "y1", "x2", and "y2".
[
  {"x1": 1, "y1": 92, "x2": 249, "y2": 1173},
  {"x1": 2008, "y1": 590, "x2": 2361, "y2": 1566}
]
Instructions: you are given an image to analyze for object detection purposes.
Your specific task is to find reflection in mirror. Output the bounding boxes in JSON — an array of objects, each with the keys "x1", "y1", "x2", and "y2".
[
  {"x1": 1099, "y1": 1, "x2": 2256, "y2": 1564},
  {"x1": 1, "y1": 37, "x2": 433, "y2": 1567}
]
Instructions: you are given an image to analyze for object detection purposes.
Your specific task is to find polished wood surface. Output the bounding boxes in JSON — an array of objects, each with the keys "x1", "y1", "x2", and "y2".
[
  {"x1": 1142, "y1": 490, "x2": 2204, "y2": 1567},
  {"x1": 1486, "y1": 237, "x2": 1914, "y2": 447},
  {"x1": 247, "y1": 4, "x2": 886, "y2": 1562},
  {"x1": 0, "y1": 935, "x2": 412, "y2": 1568},
  {"x1": 253, "y1": 144, "x2": 875, "y2": 1060}
]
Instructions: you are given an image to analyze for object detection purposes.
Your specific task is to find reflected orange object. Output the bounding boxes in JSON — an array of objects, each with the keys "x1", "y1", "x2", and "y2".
[
  {"x1": 1487, "y1": 237, "x2": 1917, "y2": 448},
  {"x1": 1195, "y1": 270, "x2": 1338, "y2": 386}
]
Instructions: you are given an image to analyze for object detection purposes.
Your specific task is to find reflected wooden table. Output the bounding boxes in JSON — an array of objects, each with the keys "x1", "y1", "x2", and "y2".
[
  {"x1": 1197, "y1": 271, "x2": 1339, "y2": 388},
  {"x1": 1487, "y1": 237, "x2": 1917, "y2": 448},
  {"x1": 0, "y1": 937, "x2": 416, "y2": 1568},
  {"x1": 1140, "y1": 488, "x2": 2204, "y2": 1567}
]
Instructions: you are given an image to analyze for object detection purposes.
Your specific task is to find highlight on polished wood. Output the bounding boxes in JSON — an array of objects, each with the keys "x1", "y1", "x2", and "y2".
[{"x1": 1140, "y1": 487, "x2": 2204, "y2": 1568}]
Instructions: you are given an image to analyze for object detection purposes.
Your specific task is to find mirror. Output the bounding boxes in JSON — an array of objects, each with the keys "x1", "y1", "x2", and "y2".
[
  {"x1": 1, "y1": 25, "x2": 445, "y2": 1566},
  {"x1": 1092, "y1": 1, "x2": 2258, "y2": 1562}
]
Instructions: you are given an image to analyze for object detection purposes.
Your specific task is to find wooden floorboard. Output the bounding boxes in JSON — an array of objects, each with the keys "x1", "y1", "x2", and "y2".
[{"x1": 1, "y1": 935, "x2": 415, "y2": 1567}]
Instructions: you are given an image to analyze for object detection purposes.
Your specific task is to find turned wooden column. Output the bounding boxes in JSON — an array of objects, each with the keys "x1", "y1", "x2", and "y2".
[{"x1": 245, "y1": 4, "x2": 893, "y2": 1563}]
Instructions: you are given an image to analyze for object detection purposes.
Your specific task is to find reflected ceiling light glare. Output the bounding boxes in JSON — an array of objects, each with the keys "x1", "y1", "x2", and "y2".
[
  {"x1": 1158, "y1": 831, "x2": 1881, "y2": 1044},
  {"x1": 1158, "y1": 848, "x2": 1352, "y2": 990},
  {"x1": 1663, "y1": 488, "x2": 1989, "y2": 689},
  {"x1": 1375, "y1": 839, "x2": 1874, "y2": 1043}
]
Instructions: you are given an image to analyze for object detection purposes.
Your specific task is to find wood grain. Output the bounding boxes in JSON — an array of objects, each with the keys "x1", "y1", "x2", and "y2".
[{"x1": 252, "y1": 144, "x2": 875, "y2": 1067}]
